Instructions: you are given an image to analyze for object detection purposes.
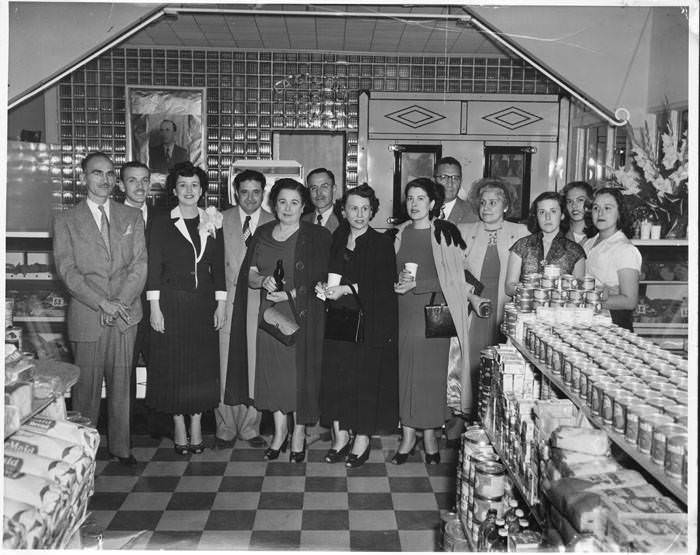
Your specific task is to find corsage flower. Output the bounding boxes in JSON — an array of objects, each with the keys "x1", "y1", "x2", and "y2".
[{"x1": 199, "y1": 206, "x2": 224, "y2": 238}]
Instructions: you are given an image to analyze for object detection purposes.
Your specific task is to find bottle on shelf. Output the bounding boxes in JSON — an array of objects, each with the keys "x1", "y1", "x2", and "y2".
[
  {"x1": 477, "y1": 508, "x2": 498, "y2": 550},
  {"x1": 493, "y1": 528, "x2": 509, "y2": 552},
  {"x1": 486, "y1": 519, "x2": 506, "y2": 551},
  {"x1": 273, "y1": 259, "x2": 285, "y2": 291},
  {"x1": 503, "y1": 498, "x2": 519, "y2": 523}
]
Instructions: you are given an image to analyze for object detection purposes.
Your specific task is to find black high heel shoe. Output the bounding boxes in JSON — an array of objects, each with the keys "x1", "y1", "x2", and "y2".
[
  {"x1": 390, "y1": 438, "x2": 417, "y2": 465},
  {"x1": 325, "y1": 440, "x2": 351, "y2": 463},
  {"x1": 289, "y1": 438, "x2": 307, "y2": 463},
  {"x1": 188, "y1": 441, "x2": 205, "y2": 455},
  {"x1": 174, "y1": 442, "x2": 189, "y2": 455},
  {"x1": 346, "y1": 444, "x2": 371, "y2": 468},
  {"x1": 264, "y1": 436, "x2": 288, "y2": 460},
  {"x1": 424, "y1": 451, "x2": 441, "y2": 464}
]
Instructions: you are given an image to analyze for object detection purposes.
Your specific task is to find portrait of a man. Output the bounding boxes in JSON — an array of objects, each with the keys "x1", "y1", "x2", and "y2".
[{"x1": 148, "y1": 119, "x2": 189, "y2": 174}]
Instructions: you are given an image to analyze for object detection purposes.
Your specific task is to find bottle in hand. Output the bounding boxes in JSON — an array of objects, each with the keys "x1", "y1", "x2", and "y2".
[{"x1": 273, "y1": 259, "x2": 285, "y2": 291}]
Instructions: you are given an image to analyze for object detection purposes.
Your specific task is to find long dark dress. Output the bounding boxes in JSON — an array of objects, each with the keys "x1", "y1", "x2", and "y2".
[
  {"x1": 252, "y1": 229, "x2": 298, "y2": 412},
  {"x1": 468, "y1": 239, "x2": 502, "y2": 370},
  {"x1": 147, "y1": 215, "x2": 224, "y2": 415},
  {"x1": 320, "y1": 225, "x2": 399, "y2": 436},
  {"x1": 396, "y1": 226, "x2": 451, "y2": 429}
]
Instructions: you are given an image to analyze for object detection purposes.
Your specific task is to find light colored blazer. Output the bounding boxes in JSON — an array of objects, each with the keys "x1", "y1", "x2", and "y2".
[
  {"x1": 461, "y1": 220, "x2": 529, "y2": 323},
  {"x1": 302, "y1": 210, "x2": 340, "y2": 233},
  {"x1": 221, "y1": 207, "x2": 274, "y2": 399},
  {"x1": 448, "y1": 197, "x2": 479, "y2": 224},
  {"x1": 53, "y1": 200, "x2": 147, "y2": 341}
]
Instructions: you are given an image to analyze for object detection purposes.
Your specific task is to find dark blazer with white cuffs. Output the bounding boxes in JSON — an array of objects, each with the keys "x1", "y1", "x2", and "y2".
[{"x1": 146, "y1": 206, "x2": 226, "y2": 302}]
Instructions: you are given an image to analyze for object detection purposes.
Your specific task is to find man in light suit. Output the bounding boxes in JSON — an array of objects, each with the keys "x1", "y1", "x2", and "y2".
[
  {"x1": 302, "y1": 167, "x2": 341, "y2": 233},
  {"x1": 216, "y1": 169, "x2": 275, "y2": 449},
  {"x1": 118, "y1": 161, "x2": 172, "y2": 441},
  {"x1": 148, "y1": 119, "x2": 189, "y2": 174},
  {"x1": 54, "y1": 152, "x2": 147, "y2": 465},
  {"x1": 434, "y1": 156, "x2": 479, "y2": 224}
]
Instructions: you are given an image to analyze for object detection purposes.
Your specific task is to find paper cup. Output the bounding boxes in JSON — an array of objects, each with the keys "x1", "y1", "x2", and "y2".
[
  {"x1": 404, "y1": 263, "x2": 418, "y2": 278},
  {"x1": 327, "y1": 273, "x2": 342, "y2": 287},
  {"x1": 650, "y1": 225, "x2": 662, "y2": 240}
]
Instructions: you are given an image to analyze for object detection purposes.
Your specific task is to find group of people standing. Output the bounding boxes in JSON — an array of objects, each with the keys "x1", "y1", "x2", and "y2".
[{"x1": 54, "y1": 152, "x2": 641, "y2": 468}]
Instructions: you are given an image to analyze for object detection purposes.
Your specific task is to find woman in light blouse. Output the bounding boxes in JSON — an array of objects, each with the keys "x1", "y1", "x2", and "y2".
[{"x1": 582, "y1": 187, "x2": 641, "y2": 330}]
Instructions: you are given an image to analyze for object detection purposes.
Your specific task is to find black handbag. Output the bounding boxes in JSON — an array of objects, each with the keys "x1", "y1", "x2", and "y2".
[
  {"x1": 325, "y1": 283, "x2": 365, "y2": 343},
  {"x1": 258, "y1": 291, "x2": 300, "y2": 346},
  {"x1": 424, "y1": 292, "x2": 457, "y2": 338}
]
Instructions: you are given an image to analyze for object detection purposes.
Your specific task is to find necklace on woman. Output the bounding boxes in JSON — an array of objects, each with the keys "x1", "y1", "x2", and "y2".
[{"x1": 485, "y1": 226, "x2": 501, "y2": 246}]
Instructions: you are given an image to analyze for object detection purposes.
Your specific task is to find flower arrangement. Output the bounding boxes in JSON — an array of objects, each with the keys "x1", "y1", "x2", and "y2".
[
  {"x1": 199, "y1": 206, "x2": 223, "y2": 238},
  {"x1": 609, "y1": 118, "x2": 688, "y2": 238}
]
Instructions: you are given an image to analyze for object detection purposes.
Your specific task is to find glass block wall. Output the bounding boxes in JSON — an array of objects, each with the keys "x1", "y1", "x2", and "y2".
[{"x1": 57, "y1": 48, "x2": 560, "y2": 208}]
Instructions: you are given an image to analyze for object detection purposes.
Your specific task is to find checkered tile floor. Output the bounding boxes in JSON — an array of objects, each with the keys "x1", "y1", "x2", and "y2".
[{"x1": 87, "y1": 435, "x2": 457, "y2": 550}]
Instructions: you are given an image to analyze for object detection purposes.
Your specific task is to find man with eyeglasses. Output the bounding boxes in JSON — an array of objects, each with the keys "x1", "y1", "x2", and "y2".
[
  {"x1": 302, "y1": 167, "x2": 341, "y2": 233},
  {"x1": 434, "y1": 156, "x2": 478, "y2": 224}
]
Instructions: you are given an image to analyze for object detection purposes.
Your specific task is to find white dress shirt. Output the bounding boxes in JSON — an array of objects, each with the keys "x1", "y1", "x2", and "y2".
[
  {"x1": 315, "y1": 206, "x2": 334, "y2": 227},
  {"x1": 239, "y1": 206, "x2": 261, "y2": 234},
  {"x1": 442, "y1": 198, "x2": 457, "y2": 220},
  {"x1": 86, "y1": 197, "x2": 110, "y2": 228},
  {"x1": 583, "y1": 230, "x2": 642, "y2": 291}
]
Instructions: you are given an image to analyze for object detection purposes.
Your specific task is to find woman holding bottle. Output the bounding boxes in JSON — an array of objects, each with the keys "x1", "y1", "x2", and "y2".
[
  {"x1": 318, "y1": 184, "x2": 398, "y2": 468},
  {"x1": 225, "y1": 178, "x2": 331, "y2": 462}
]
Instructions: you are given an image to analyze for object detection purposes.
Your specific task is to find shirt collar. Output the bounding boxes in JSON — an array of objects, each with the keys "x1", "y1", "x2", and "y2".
[
  {"x1": 239, "y1": 206, "x2": 261, "y2": 229},
  {"x1": 316, "y1": 206, "x2": 334, "y2": 224},
  {"x1": 124, "y1": 199, "x2": 147, "y2": 221},
  {"x1": 86, "y1": 197, "x2": 110, "y2": 222}
]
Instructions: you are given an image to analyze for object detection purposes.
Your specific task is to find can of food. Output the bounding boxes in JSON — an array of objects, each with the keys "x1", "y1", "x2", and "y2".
[
  {"x1": 644, "y1": 394, "x2": 667, "y2": 412},
  {"x1": 549, "y1": 299, "x2": 565, "y2": 309},
  {"x1": 549, "y1": 289, "x2": 562, "y2": 301},
  {"x1": 578, "y1": 363, "x2": 596, "y2": 401},
  {"x1": 589, "y1": 377, "x2": 614, "y2": 416},
  {"x1": 549, "y1": 342, "x2": 562, "y2": 373},
  {"x1": 540, "y1": 276, "x2": 555, "y2": 289},
  {"x1": 582, "y1": 275, "x2": 596, "y2": 290},
  {"x1": 474, "y1": 461, "x2": 506, "y2": 498},
  {"x1": 646, "y1": 378, "x2": 668, "y2": 392},
  {"x1": 656, "y1": 383, "x2": 676, "y2": 398},
  {"x1": 532, "y1": 300, "x2": 549, "y2": 309},
  {"x1": 523, "y1": 272, "x2": 541, "y2": 286},
  {"x1": 471, "y1": 492, "x2": 505, "y2": 523},
  {"x1": 518, "y1": 298, "x2": 533, "y2": 313},
  {"x1": 664, "y1": 405, "x2": 687, "y2": 422},
  {"x1": 585, "y1": 290, "x2": 602, "y2": 303},
  {"x1": 467, "y1": 450, "x2": 498, "y2": 486},
  {"x1": 567, "y1": 289, "x2": 583, "y2": 302},
  {"x1": 520, "y1": 287, "x2": 535, "y2": 300},
  {"x1": 651, "y1": 424, "x2": 687, "y2": 465},
  {"x1": 625, "y1": 404, "x2": 658, "y2": 444},
  {"x1": 602, "y1": 387, "x2": 625, "y2": 424},
  {"x1": 543, "y1": 264, "x2": 560, "y2": 278},
  {"x1": 637, "y1": 413, "x2": 674, "y2": 455},
  {"x1": 612, "y1": 392, "x2": 635, "y2": 433},
  {"x1": 533, "y1": 288, "x2": 550, "y2": 301},
  {"x1": 682, "y1": 444, "x2": 687, "y2": 488},
  {"x1": 560, "y1": 274, "x2": 574, "y2": 289},
  {"x1": 673, "y1": 376, "x2": 687, "y2": 390}
]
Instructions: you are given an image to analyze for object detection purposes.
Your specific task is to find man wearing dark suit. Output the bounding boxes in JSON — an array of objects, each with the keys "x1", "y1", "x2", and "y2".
[
  {"x1": 54, "y1": 152, "x2": 147, "y2": 466},
  {"x1": 434, "y1": 156, "x2": 479, "y2": 224},
  {"x1": 302, "y1": 167, "x2": 341, "y2": 233},
  {"x1": 216, "y1": 170, "x2": 275, "y2": 449},
  {"x1": 148, "y1": 119, "x2": 189, "y2": 174},
  {"x1": 118, "y1": 161, "x2": 172, "y2": 441}
]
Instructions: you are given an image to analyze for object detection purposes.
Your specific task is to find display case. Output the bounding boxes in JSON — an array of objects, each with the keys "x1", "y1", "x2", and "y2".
[
  {"x1": 632, "y1": 239, "x2": 688, "y2": 354},
  {"x1": 5, "y1": 234, "x2": 71, "y2": 361}
]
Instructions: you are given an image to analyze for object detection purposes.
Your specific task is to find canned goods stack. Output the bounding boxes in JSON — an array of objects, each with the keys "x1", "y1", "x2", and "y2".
[
  {"x1": 477, "y1": 348, "x2": 497, "y2": 422},
  {"x1": 6, "y1": 298, "x2": 14, "y2": 328},
  {"x1": 512, "y1": 271, "x2": 605, "y2": 315}
]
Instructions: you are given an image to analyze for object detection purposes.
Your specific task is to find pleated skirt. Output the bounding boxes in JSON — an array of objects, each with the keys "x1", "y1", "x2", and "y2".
[{"x1": 146, "y1": 288, "x2": 219, "y2": 415}]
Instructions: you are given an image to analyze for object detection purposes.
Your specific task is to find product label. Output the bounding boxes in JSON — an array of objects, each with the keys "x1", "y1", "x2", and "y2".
[
  {"x1": 4, "y1": 454, "x2": 24, "y2": 475},
  {"x1": 626, "y1": 414, "x2": 640, "y2": 443},
  {"x1": 613, "y1": 400, "x2": 626, "y2": 432},
  {"x1": 5, "y1": 439, "x2": 38, "y2": 455},
  {"x1": 637, "y1": 423, "x2": 653, "y2": 453},
  {"x1": 25, "y1": 415, "x2": 56, "y2": 431}
]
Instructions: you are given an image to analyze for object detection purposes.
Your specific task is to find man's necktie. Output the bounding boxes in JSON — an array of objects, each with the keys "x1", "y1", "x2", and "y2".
[
  {"x1": 165, "y1": 146, "x2": 171, "y2": 162},
  {"x1": 98, "y1": 205, "x2": 111, "y2": 259},
  {"x1": 242, "y1": 215, "x2": 251, "y2": 247},
  {"x1": 316, "y1": 214, "x2": 323, "y2": 226}
]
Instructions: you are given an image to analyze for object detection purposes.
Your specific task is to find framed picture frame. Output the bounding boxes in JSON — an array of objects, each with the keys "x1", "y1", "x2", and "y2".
[
  {"x1": 126, "y1": 86, "x2": 206, "y2": 184},
  {"x1": 392, "y1": 145, "x2": 442, "y2": 220},
  {"x1": 483, "y1": 146, "x2": 531, "y2": 221}
]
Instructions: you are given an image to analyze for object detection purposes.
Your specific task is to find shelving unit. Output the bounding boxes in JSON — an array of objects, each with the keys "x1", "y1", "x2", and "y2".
[{"x1": 508, "y1": 336, "x2": 687, "y2": 506}]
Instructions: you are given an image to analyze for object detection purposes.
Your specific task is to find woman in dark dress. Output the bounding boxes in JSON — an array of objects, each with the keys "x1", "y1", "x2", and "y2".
[
  {"x1": 505, "y1": 191, "x2": 586, "y2": 295},
  {"x1": 146, "y1": 162, "x2": 226, "y2": 454},
  {"x1": 225, "y1": 179, "x2": 331, "y2": 462},
  {"x1": 317, "y1": 184, "x2": 398, "y2": 468}
]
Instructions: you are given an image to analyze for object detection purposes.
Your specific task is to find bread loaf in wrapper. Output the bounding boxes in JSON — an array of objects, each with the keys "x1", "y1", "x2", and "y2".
[
  {"x1": 21, "y1": 415, "x2": 99, "y2": 459},
  {"x1": 4, "y1": 452, "x2": 78, "y2": 494},
  {"x1": 599, "y1": 486, "x2": 685, "y2": 521},
  {"x1": 551, "y1": 426, "x2": 609, "y2": 456},
  {"x1": 606, "y1": 515, "x2": 688, "y2": 552},
  {"x1": 5, "y1": 404, "x2": 20, "y2": 436},
  {"x1": 3, "y1": 497, "x2": 46, "y2": 549},
  {"x1": 4, "y1": 381, "x2": 33, "y2": 418}
]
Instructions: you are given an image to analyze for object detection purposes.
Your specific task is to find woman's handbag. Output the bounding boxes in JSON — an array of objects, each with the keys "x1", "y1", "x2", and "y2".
[
  {"x1": 424, "y1": 292, "x2": 457, "y2": 338},
  {"x1": 325, "y1": 284, "x2": 365, "y2": 343},
  {"x1": 259, "y1": 291, "x2": 300, "y2": 346}
]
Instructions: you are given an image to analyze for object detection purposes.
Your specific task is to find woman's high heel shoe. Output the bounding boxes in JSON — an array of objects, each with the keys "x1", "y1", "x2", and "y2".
[
  {"x1": 325, "y1": 440, "x2": 351, "y2": 463},
  {"x1": 174, "y1": 443, "x2": 189, "y2": 456},
  {"x1": 390, "y1": 439, "x2": 417, "y2": 465},
  {"x1": 289, "y1": 439, "x2": 307, "y2": 463},
  {"x1": 346, "y1": 444, "x2": 371, "y2": 468},
  {"x1": 188, "y1": 441, "x2": 205, "y2": 455},
  {"x1": 264, "y1": 436, "x2": 288, "y2": 461},
  {"x1": 424, "y1": 451, "x2": 441, "y2": 464}
]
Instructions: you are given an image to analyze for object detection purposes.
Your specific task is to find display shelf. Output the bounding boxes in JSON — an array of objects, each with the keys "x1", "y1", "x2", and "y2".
[
  {"x1": 5, "y1": 231, "x2": 52, "y2": 239},
  {"x1": 631, "y1": 239, "x2": 688, "y2": 247},
  {"x1": 633, "y1": 322, "x2": 687, "y2": 329},
  {"x1": 508, "y1": 336, "x2": 687, "y2": 505},
  {"x1": 6, "y1": 273, "x2": 58, "y2": 280},
  {"x1": 639, "y1": 280, "x2": 687, "y2": 285},
  {"x1": 4, "y1": 360, "x2": 79, "y2": 439},
  {"x1": 13, "y1": 315, "x2": 66, "y2": 322},
  {"x1": 482, "y1": 427, "x2": 546, "y2": 529}
]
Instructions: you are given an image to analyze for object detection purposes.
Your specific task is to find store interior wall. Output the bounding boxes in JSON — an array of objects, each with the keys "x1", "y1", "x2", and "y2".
[{"x1": 7, "y1": 94, "x2": 45, "y2": 141}]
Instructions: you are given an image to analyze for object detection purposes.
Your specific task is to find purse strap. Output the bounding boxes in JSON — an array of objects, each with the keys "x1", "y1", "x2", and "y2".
[
  {"x1": 346, "y1": 283, "x2": 365, "y2": 312},
  {"x1": 285, "y1": 291, "x2": 301, "y2": 325}
]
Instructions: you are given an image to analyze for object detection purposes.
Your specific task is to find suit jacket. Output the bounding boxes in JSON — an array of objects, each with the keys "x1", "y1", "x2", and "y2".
[
  {"x1": 53, "y1": 200, "x2": 147, "y2": 342},
  {"x1": 447, "y1": 197, "x2": 479, "y2": 224},
  {"x1": 461, "y1": 220, "x2": 529, "y2": 322},
  {"x1": 148, "y1": 143, "x2": 189, "y2": 174},
  {"x1": 302, "y1": 209, "x2": 341, "y2": 233}
]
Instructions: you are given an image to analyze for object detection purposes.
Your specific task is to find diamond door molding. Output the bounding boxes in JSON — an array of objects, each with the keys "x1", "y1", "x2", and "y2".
[
  {"x1": 384, "y1": 105, "x2": 446, "y2": 129},
  {"x1": 466, "y1": 100, "x2": 558, "y2": 138},
  {"x1": 481, "y1": 106, "x2": 542, "y2": 130}
]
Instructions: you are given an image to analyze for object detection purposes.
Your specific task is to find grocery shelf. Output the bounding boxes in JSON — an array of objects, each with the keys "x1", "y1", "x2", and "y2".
[
  {"x1": 482, "y1": 427, "x2": 546, "y2": 529},
  {"x1": 631, "y1": 239, "x2": 688, "y2": 247},
  {"x1": 5, "y1": 231, "x2": 52, "y2": 238},
  {"x1": 6, "y1": 273, "x2": 58, "y2": 280},
  {"x1": 639, "y1": 280, "x2": 687, "y2": 285},
  {"x1": 13, "y1": 315, "x2": 66, "y2": 322},
  {"x1": 508, "y1": 336, "x2": 687, "y2": 506},
  {"x1": 633, "y1": 322, "x2": 688, "y2": 329}
]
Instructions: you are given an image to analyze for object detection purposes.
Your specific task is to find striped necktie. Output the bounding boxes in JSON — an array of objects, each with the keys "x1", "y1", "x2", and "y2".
[
  {"x1": 242, "y1": 215, "x2": 251, "y2": 247},
  {"x1": 98, "y1": 205, "x2": 111, "y2": 259},
  {"x1": 316, "y1": 214, "x2": 323, "y2": 226}
]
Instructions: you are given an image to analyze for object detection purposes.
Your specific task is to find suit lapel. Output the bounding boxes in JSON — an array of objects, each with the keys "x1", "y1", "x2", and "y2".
[
  {"x1": 172, "y1": 206, "x2": 209, "y2": 264},
  {"x1": 78, "y1": 200, "x2": 110, "y2": 257}
]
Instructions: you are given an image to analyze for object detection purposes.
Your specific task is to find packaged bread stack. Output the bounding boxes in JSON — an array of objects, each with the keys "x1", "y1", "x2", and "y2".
[
  {"x1": 4, "y1": 343, "x2": 36, "y2": 435},
  {"x1": 3, "y1": 416, "x2": 100, "y2": 549}
]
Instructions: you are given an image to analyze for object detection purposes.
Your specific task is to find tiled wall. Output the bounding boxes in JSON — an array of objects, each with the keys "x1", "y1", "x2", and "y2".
[{"x1": 57, "y1": 47, "x2": 560, "y2": 208}]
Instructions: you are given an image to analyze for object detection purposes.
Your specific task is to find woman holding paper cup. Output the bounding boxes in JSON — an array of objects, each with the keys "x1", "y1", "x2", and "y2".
[
  {"x1": 316, "y1": 184, "x2": 398, "y2": 468},
  {"x1": 391, "y1": 178, "x2": 487, "y2": 464},
  {"x1": 225, "y1": 178, "x2": 331, "y2": 462},
  {"x1": 582, "y1": 187, "x2": 641, "y2": 330},
  {"x1": 462, "y1": 178, "x2": 528, "y2": 389}
]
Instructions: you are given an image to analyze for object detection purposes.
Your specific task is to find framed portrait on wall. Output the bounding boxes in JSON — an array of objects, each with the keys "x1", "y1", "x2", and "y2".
[
  {"x1": 483, "y1": 146, "x2": 531, "y2": 221},
  {"x1": 126, "y1": 87, "x2": 206, "y2": 184},
  {"x1": 392, "y1": 145, "x2": 442, "y2": 220}
]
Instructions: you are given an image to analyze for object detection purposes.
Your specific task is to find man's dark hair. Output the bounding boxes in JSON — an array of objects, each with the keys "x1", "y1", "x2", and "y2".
[
  {"x1": 161, "y1": 119, "x2": 177, "y2": 132},
  {"x1": 119, "y1": 161, "x2": 150, "y2": 182},
  {"x1": 81, "y1": 151, "x2": 112, "y2": 173},
  {"x1": 434, "y1": 156, "x2": 462, "y2": 174},
  {"x1": 233, "y1": 169, "x2": 266, "y2": 191},
  {"x1": 306, "y1": 167, "x2": 335, "y2": 186}
]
